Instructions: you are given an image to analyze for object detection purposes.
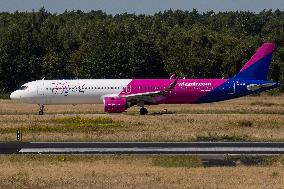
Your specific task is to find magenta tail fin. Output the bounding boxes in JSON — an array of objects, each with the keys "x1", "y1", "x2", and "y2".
[{"x1": 234, "y1": 42, "x2": 276, "y2": 80}]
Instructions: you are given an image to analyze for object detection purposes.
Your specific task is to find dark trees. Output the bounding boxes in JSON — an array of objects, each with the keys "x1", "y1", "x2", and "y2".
[{"x1": 0, "y1": 9, "x2": 283, "y2": 92}]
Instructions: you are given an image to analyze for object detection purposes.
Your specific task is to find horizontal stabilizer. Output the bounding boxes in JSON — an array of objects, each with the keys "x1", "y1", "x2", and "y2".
[{"x1": 247, "y1": 83, "x2": 276, "y2": 91}]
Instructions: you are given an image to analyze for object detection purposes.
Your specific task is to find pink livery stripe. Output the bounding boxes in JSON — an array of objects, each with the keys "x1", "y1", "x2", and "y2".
[
  {"x1": 119, "y1": 79, "x2": 227, "y2": 104},
  {"x1": 240, "y1": 43, "x2": 276, "y2": 72}
]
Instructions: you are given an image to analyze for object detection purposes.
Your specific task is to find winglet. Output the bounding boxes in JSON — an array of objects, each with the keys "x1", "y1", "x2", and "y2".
[{"x1": 160, "y1": 78, "x2": 178, "y2": 95}]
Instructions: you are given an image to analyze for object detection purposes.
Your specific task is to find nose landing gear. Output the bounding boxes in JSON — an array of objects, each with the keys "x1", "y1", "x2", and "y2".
[{"x1": 38, "y1": 105, "x2": 45, "y2": 115}]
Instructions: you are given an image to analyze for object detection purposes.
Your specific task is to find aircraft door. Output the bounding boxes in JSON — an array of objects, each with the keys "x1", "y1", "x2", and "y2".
[
  {"x1": 37, "y1": 81, "x2": 52, "y2": 104},
  {"x1": 37, "y1": 81, "x2": 44, "y2": 96}
]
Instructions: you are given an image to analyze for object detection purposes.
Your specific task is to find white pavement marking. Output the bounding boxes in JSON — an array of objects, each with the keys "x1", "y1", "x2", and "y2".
[
  {"x1": 19, "y1": 147, "x2": 284, "y2": 153},
  {"x1": 29, "y1": 141, "x2": 284, "y2": 144}
]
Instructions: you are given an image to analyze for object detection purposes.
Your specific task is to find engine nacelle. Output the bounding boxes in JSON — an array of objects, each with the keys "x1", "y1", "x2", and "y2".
[{"x1": 104, "y1": 97, "x2": 128, "y2": 113}]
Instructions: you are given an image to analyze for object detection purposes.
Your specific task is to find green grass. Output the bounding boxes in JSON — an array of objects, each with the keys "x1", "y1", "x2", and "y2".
[
  {"x1": 4, "y1": 154, "x2": 111, "y2": 163},
  {"x1": 2, "y1": 101, "x2": 284, "y2": 116},
  {"x1": 51, "y1": 116, "x2": 116, "y2": 126},
  {"x1": 266, "y1": 89, "x2": 282, "y2": 96},
  {"x1": 162, "y1": 109, "x2": 284, "y2": 115},
  {"x1": 250, "y1": 101, "x2": 281, "y2": 107},
  {"x1": 0, "y1": 116, "x2": 123, "y2": 133},
  {"x1": 226, "y1": 155, "x2": 284, "y2": 166},
  {"x1": 234, "y1": 120, "x2": 254, "y2": 127},
  {"x1": 152, "y1": 155, "x2": 284, "y2": 168},
  {"x1": 195, "y1": 133, "x2": 284, "y2": 142},
  {"x1": 0, "y1": 111, "x2": 105, "y2": 115},
  {"x1": 152, "y1": 156, "x2": 202, "y2": 168},
  {"x1": 6, "y1": 171, "x2": 31, "y2": 188},
  {"x1": 2, "y1": 155, "x2": 284, "y2": 169},
  {"x1": 196, "y1": 134, "x2": 250, "y2": 141},
  {"x1": 1, "y1": 109, "x2": 284, "y2": 116}
]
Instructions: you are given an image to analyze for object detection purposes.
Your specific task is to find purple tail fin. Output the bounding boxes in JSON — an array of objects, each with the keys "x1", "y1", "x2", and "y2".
[{"x1": 234, "y1": 42, "x2": 276, "y2": 80}]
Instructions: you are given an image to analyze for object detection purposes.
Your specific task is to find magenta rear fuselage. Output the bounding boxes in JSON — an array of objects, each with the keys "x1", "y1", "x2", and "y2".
[
  {"x1": 118, "y1": 78, "x2": 276, "y2": 105},
  {"x1": 118, "y1": 79, "x2": 226, "y2": 104}
]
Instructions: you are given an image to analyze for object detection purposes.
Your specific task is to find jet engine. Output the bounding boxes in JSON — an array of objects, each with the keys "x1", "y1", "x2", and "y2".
[{"x1": 104, "y1": 97, "x2": 128, "y2": 113}]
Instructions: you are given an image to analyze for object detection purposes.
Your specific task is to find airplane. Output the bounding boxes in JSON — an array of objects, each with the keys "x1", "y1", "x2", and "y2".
[{"x1": 10, "y1": 42, "x2": 278, "y2": 115}]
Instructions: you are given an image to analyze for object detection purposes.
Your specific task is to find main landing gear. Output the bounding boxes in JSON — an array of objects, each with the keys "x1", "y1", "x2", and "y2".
[
  {"x1": 140, "y1": 108, "x2": 148, "y2": 115},
  {"x1": 138, "y1": 101, "x2": 148, "y2": 115},
  {"x1": 38, "y1": 104, "x2": 44, "y2": 115}
]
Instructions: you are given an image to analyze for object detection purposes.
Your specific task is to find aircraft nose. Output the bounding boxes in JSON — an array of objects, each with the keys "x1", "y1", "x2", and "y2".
[{"x1": 10, "y1": 91, "x2": 20, "y2": 100}]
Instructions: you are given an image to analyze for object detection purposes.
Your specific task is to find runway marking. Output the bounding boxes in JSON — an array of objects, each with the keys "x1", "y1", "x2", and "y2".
[
  {"x1": 29, "y1": 141, "x2": 284, "y2": 144},
  {"x1": 2, "y1": 142, "x2": 284, "y2": 155},
  {"x1": 19, "y1": 147, "x2": 284, "y2": 153}
]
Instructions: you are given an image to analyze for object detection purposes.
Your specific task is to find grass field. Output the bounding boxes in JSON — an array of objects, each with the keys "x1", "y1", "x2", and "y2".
[
  {"x1": 0, "y1": 94, "x2": 283, "y2": 142},
  {"x1": 0, "y1": 95, "x2": 284, "y2": 188},
  {"x1": 0, "y1": 155, "x2": 283, "y2": 189},
  {"x1": 1, "y1": 94, "x2": 284, "y2": 115}
]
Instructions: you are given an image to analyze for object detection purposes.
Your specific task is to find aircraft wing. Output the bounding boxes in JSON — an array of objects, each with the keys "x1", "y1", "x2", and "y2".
[{"x1": 121, "y1": 78, "x2": 178, "y2": 104}]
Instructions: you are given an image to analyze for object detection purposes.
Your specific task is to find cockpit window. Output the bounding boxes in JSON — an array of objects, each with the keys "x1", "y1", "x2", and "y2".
[{"x1": 19, "y1": 86, "x2": 28, "y2": 90}]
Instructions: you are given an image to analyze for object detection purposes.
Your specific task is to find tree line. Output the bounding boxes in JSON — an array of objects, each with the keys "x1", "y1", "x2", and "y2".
[{"x1": 0, "y1": 8, "x2": 283, "y2": 94}]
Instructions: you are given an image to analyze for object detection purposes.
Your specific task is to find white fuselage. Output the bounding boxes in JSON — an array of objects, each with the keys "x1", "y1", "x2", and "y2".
[{"x1": 10, "y1": 79, "x2": 132, "y2": 104}]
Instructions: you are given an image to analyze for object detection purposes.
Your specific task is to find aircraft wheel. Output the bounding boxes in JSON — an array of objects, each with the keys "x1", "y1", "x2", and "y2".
[{"x1": 140, "y1": 108, "x2": 148, "y2": 115}]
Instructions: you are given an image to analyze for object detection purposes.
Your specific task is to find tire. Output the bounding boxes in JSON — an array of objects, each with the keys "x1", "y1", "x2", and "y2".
[{"x1": 140, "y1": 108, "x2": 148, "y2": 115}]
